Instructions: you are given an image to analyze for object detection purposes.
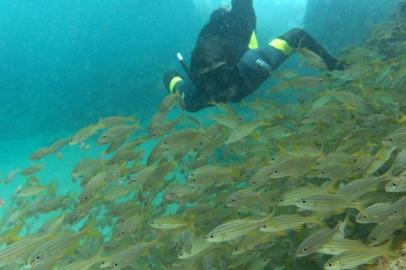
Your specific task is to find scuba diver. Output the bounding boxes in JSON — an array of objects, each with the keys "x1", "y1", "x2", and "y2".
[{"x1": 163, "y1": 0, "x2": 344, "y2": 112}]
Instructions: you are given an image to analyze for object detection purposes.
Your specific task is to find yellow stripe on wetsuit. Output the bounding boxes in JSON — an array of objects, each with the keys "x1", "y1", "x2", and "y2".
[
  {"x1": 169, "y1": 76, "x2": 183, "y2": 94},
  {"x1": 249, "y1": 31, "x2": 259, "y2": 49},
  {"x1": 269, "y1": 38, "x2": 294, "y2": 56}
]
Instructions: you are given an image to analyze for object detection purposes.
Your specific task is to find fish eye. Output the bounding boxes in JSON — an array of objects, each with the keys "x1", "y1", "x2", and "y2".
[
  {"x1": 392, "y1": 183, "x2": 397, "y2": 187},
  {"x1": 120, "y1": 231, "x2": 125, "y2": 236},
  {"x1": 303, "y1": 247, "x2": 308, "y2": 252},
  {"x1": 262, "y1": 225, "x2": 267, "y2": 229},
  {"x1": 274, "y1": 170, "x2": 279, "y2": 174},
  {"x1": 192, "y1": 179, "x2": 196, "y2": 182},
  {"x1": 393, "y1": 210, "x2": 399, "y2": 214},
  {"x1": 321, "y1": 170, "x2": 327, "y2": 174},
  {"x1": 35, "y1": 255, "x2": 40, "y2": 260},
  {"x1": 372, "y1": 237, "x2": 377, "y2": 241},
  {"x1": 84, "y1": 196, "x2": 88, "y2": 200},
  {"x1": 209, "y1": 235, "x2": 214, "y2": 238},
  {"x1": 302, "y1": 200, "x2": 307, "y2": 204},
  {"x1": 362, "y1": 215, "x2": 367, "y2": 219},
  {"x1": 279, "y1": 198, "x2": 284, "y2": 202},
  {"x1": 328, "y1": 263, "x2": 333, "y2": 267},
  {"x1": 305, "y1": 116, "x2": 309, "y2": 120}
]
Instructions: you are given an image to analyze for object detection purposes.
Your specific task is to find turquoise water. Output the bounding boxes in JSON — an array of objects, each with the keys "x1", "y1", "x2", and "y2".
[
  {"x1": 0, "y1": 1, "x2": 403, "y2": 269},
  {"x1": 0, "y1": 0, "x2": 396, "y2": 138},
  {"x1": 0, "y1": 0, "x2": 396, "y2": 230},
  {"x1": 0, "y1": 0, "x2": 312, "y2": 204}
]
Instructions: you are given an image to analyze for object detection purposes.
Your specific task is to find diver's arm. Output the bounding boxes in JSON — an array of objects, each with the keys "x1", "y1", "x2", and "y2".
[{"x1": 279, "y1": 28, "x2": 342, "y2": 70}]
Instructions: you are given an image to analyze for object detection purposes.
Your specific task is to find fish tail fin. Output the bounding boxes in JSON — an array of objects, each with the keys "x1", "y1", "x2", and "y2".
[
  {"x1": 97, "y1": 117, "x2": 106, "y2": 129},
  {"x1": 153, "y1": 231, "x2": 165, "y2": 244},
  {"x1": 81, "y1": 220, "x2": 101, "y2": 238},
  {"x1": 338, "y1": 213, "x2": 351, "y2": 237},
  {"x1": 258, "y1": 119, "x2": 271, "y2": 128},
  {"x1": 354, "y1": 201, "x2": 367, "y2": 216},
  {"x1": 185, "y1": 219, "x2": 195, "y2": 230},
  {"x1": 94, "y1": 246, "x2": 105, "y2": 259},
  {"x1": 230, "y1": 166, "x2": 244, "y2": 179},
  {"x1": 311, "y1": 214, "x2": 326, "y2": 227},
  {"x1": 321, "y1": 179, "x2": 338, "y2": 193},
  {"x1": 7, "y1": 224, "x2": 22, "y2": 244},
  {"x1": 130, "y1": 113, "x2": 139, "y2": 122},
  {"x1": 80, "y1": 142, "x2": 90, "y2": 150},
  {"x1": 47, "y1": 181, "x2": 58, "y2": 195},
  {"x1": 185, "y1": 215, "x2": 197, "y2": 228},
  {"x1": 380, "y1": 239, "x2": 397, "y2": 259},
  {"x1": 398, "y1": 113, "x2": 406, "y2": 124},
  {"x1": 318, "y1": 144, "x2": 328, "y2": 159},
  {"x1": 263, "y1": 210, "x2": 276, "y2": 223},
  {"x1": 275, "y1": 143, "x2": 290, "y2": 156}
]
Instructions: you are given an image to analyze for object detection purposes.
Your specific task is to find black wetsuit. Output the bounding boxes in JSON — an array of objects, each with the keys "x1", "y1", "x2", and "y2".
[{"x1": 164, "y1": 0, "x2": 342, "y2": 112}]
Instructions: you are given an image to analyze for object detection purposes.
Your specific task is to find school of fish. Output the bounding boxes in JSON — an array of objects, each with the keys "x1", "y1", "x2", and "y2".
[{"x1": 1, "y1": 2, "x2": 406, "y2": 270}]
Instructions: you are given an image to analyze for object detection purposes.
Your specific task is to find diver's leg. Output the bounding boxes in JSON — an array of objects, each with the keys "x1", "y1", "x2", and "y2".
[
  {"x1": 238, "y1": 44, "x2": 288, "y2": 89},
  {"x1": 238, "y1": 28, "x2": 342, "y2": 89},
  {"x1": 279, "y1": 28, "x2": 341, "y2": 70}
]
